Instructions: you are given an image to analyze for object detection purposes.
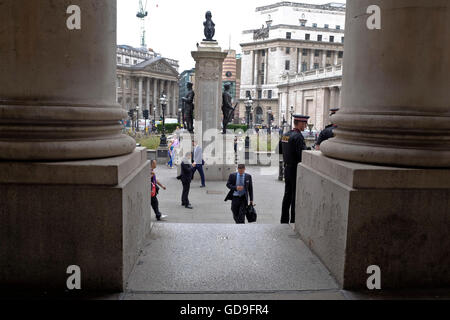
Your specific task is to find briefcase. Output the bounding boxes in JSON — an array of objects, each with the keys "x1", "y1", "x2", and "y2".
[{"x1": 246, "y1": 205, "x2": 257, "y2": 223}]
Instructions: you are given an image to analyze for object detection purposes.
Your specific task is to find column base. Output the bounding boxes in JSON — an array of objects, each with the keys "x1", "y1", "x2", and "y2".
[
  {"x1": 296, "y1": 151, "x2": 450, "y2": 289},
  {"x1": 0, "y1": 148, "x2": 152, "y2": 292}
]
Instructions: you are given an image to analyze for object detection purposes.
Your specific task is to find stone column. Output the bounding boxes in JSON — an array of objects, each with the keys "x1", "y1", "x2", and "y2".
[
  {"x1": 146, "y1": 77, "x2": 150, "y2": 110},
  {"x1": 172, "y1": 81, "x2": 177, "y2": 116},
  {"x1": 121, "y1": 76, "x2": 127, "y2": 110},
  {"x1": 0, "y1": 0, "x2": 134, "y2": 161},
  {"x1": 310, "y1": 49, "x2": 315, "y2": 70},
  {"x1": 0, "y1": 0, "x2": 150, "y2": 292},
  {"x1": 251, "y1": 50, "x2": 256, "y2": 85},
  {"x1": 322, "y1": 50, "x2": 327, "y2": 68},
  {"x1": 329, "y1": 86, "x2": 337, "y2": 110},
  {"x1": 265, "y1": 49, "x2": 269, "y2": 84},
  {"x1": 153, "y1": 78, "x2": 159, "y2": 118},
  {"x1": 297, "y1": 0, "x2": 450, "y2": 290},
  {"x1": 253, "y1": 51, "x2": 259, "y2": 84},
  {"x1": 322, "y1": 0, "x2": 450, "y2": 168},
  {"x1": 138, "y1": 77, "x2": 143, "y2": 112},
  {"x1": 334, "y1": 51, "x2": 339, "y2": 65}
]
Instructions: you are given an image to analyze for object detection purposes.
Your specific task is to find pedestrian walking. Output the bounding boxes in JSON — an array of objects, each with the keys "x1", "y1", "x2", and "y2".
[
  {"x1": 177, "y1": 152, "x2": 195, "y2": 209},
  {"x1": 191, "y1": 140, "x2": 206, "y2": 188},
  {"x1": 280, "y1": 115, "x2": 309, "y2": 224},
  {"x1": 150, "y1": 160, "x2": 168, "y2": 221},
  {"x1": 225, "y1": 164, "x2": 254, "y2": 224}
]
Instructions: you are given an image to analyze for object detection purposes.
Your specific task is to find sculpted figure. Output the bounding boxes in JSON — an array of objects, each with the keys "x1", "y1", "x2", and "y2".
[
  {"x1": 203, "y1": 11, "x2": 215, "y2": 41},
  {"x1": 222, "y1": 83, "x2": 236, "y2": 134},
  {"x1": 182, "y1": 82, "x2": 195, "y2": 133}
]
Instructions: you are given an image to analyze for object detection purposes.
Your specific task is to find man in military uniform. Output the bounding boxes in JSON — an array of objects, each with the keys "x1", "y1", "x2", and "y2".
[
  {"x1": 281, "y1": 115, "x2": 309, "y2": 224},
  {"x1": 182, "y1": 82, "x2": 195, "y2": 133},
  {"x1": 316, "y1": 108, "x2": 339, "y2": 150}
]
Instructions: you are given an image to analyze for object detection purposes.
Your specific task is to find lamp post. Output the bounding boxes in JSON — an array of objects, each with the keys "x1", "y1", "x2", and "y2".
[
  {"x1": 135, "y1": 106, "x2": 140, "y2": 132},
  {"x1": 267, "y1": 109, "x2": 272, "y2": 133},
  {"x1": 178, "y1": 107, "x2": 182, "y2": 127},
  {"x1": 278, "y1": 115, "x2": 289, "y2": 181},
  {"x1": 159, "y1": 94, "x2": 168, "y2": 147},
  {"x1": 244, "y1": 96, "x2": 253, "y2": 149}
]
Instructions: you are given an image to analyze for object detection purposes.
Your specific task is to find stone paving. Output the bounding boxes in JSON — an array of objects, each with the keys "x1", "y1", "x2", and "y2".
[{"x1": 151, "y1": 164, "x2": 284, "y2": 224}]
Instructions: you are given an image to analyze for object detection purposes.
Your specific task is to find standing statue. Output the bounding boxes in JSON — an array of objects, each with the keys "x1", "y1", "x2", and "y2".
[
  {"x1": 182, "y1": 82, "x2": 195, "y2": 133},
  {"x1": 222, "y1": 83, "x2": 237, "y2": 134},
  {"x1": 203, "y1": 11, "x2": 215, "y2": 41}
]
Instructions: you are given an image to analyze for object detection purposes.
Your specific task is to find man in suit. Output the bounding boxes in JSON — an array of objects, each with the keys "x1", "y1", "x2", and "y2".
[
  {"x1": 177, "y1": 152, "x2": 195, "y2": 209},
  {"x1": 191, "y1": 140, "x2": 206, "y2": 188},
  {"x1": 225, "y1": 164, "x2": 254, "y2": 224}
]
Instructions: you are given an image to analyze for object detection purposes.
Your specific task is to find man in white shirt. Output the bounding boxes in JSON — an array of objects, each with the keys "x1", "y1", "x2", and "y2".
[{"x1": 192, "y1": 140, "x2": 206, "y2": 188}]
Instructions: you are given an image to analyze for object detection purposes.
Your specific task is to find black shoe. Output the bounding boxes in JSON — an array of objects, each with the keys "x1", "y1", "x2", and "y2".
[
  {"x1": 200, "y1": 185, "x2": 206, "y2": 188},
  {"x1": 185, "y1": 204, "x2": 193, "y2": 209}
]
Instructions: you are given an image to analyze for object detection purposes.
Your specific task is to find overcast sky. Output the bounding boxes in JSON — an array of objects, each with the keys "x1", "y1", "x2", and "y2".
[{"x1": 117, "y1": 0, "x2": 345, "y2": 72}]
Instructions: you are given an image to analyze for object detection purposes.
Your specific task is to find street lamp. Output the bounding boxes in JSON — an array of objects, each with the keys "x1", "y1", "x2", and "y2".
[
  {"x1": 159, "y1": 94, "x2": 168, "y2": 147},
  {"x1": 244, "y1": 96, "x2": 253, "y2": 149},
  {"x1": 178, "y1": 107, "x2": 182, "y2": 127},
  {"x1": 135, "y1": 106, "x2": 140, "y2": 132}
]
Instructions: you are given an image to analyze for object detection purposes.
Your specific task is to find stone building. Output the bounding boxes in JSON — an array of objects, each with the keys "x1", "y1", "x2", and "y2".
[
  {"x1": 116, "y1": 45, "x2": 180, "y2": 119},
  {"x1": 239, "y1": 1, "x2": 345, "y2": 126},
  {"x1": 278, "y1": 65, "x2": 342, "y2": 131}
]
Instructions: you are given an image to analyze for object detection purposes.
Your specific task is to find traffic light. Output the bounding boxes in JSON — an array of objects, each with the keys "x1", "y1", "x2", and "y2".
[
  {"x1": 143, "y1": 109, "x2": 149, "y2": 120},
  {"x1": 128, "y1": 110, "x2": 134, "y2": 118}
]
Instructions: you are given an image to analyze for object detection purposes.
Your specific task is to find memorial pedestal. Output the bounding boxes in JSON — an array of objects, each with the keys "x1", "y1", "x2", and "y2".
[
  {"x1": 296, "y1": 151, "x2": 450, "y2": 289},
  {"x1": 0, "y1": 148, "x2": 152, "y2": 291}
]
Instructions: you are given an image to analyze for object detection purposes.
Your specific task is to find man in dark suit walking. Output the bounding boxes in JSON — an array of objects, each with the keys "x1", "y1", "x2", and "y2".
[
  {"x1": 225, "y1": 164, "x2": 254, "y2": 224},
  {"x1": 177, "y1": 152, "x2": 195, "y2": 209}
]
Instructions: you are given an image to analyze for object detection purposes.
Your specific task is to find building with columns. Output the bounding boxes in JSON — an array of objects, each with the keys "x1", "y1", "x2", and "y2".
[
  {"x1": 116, "y1": 45, "x2": 180, "y2": 120},
  {"x1": 239, "y1": 1, "x2": 345, "y2": 126},
  {"x1": 278, "y1": 65, "x2": 342, "y2": 131}
]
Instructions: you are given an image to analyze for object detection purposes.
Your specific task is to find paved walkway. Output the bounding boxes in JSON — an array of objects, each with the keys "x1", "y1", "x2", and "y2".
[
  {"x1": 125, "y1": 223, "x2": 340, "y2": 300},
  {"x1": 152, "y1": 165, "x2": 285, "y2": 224}
]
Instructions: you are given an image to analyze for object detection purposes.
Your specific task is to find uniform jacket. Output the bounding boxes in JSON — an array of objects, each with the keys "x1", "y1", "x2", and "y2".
[
  {"x1": 281, "y1": 129, "x2": 307, "y2": 166},
  {"x1": 224, "y1": 172, "x2": 254, "y2": 204}
]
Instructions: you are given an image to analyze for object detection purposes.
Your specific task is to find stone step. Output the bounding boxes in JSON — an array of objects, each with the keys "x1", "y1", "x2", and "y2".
[{"x1": 126, "y1": 223, "x2": 338, "y2": 293}]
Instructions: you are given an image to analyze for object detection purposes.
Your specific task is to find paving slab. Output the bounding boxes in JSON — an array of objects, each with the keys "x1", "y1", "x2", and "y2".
[{"x1": 126, "y1": 224, "x2": 338, "y2": 293}]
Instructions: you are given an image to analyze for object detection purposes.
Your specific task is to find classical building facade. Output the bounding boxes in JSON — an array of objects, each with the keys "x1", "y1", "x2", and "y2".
[
  {"x1": 116, "y1": 45, "x2": 180, "y2": 119},
  {"x1": 278, "y1": 65, "x2": 342, "y2": 131},
  {"x1": 239, "y1": 2, "x2": 345, "y2": 126}
]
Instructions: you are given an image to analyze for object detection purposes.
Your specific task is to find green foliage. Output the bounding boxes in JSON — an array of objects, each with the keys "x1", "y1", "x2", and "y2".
[
  {"x1": 227, "y1": 124, "x2": 248, "y2": 132},
  {"x1": 156, "y1": 123, "x2": 180, "y2": 134},
  {"x1": 137, "y1": 135, "x2": 161, "y2": 150}
]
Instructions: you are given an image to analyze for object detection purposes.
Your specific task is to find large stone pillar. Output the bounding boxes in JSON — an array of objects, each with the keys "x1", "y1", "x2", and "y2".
[
  {"x1": 0, "y1": 0, "x2": 151, "y2": 291},
  {"x1": 296, "y1": 0, "x2": 450, "y2": 290},
  {"x1": 322, "y1": 0, "x2": 450, "y2": 168},
  {"x1": 0, "y1": 0, "x2": 134, "y2": 161}
]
